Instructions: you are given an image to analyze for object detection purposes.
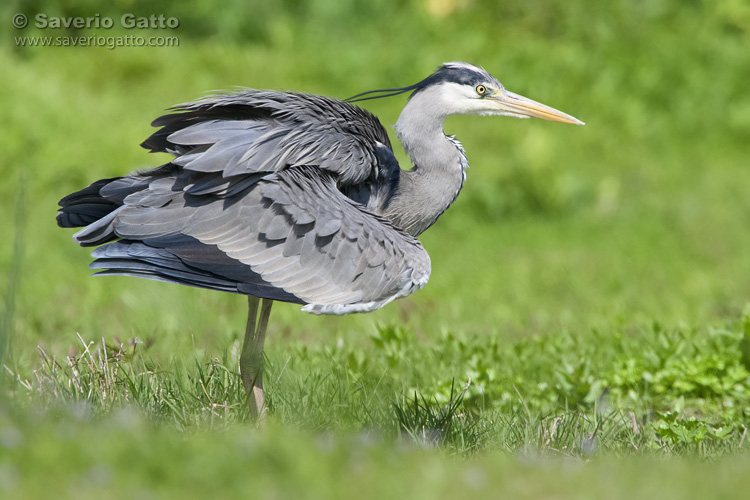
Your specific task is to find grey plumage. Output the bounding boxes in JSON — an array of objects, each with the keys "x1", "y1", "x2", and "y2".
[
  {"x1": 60, "y1": 87, "x2": 429, "y2": 315},
  {"x1": 58, "y1": 62, "x2": 583, "y2": 416}
]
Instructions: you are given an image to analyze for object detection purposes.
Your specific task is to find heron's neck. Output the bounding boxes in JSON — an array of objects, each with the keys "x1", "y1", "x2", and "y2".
[{"x1": 384, "y1": 94, "x2": 468, "y2": 236}]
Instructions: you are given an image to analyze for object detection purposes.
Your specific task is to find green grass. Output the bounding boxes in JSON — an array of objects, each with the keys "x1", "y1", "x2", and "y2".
[{"x1": 2, "y1": 0, "x2": 750, "y2": 497}]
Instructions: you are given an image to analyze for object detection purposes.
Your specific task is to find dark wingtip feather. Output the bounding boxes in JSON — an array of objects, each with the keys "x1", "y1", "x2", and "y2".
[
  {"x1": 56, "y1": 209, "x2": 110, "y2": 229},
  {"x1": 57, "y1": 178, "x2": 121, "y2": 229}
]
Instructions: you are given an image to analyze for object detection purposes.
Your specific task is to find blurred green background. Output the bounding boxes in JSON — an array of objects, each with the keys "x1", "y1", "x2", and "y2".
[
  {"x1": 2, "y1": 0, "x2": 749, "y2": 356},
  {"x1": 2, "y1": 0, "x2": 750, "y2": 497}
]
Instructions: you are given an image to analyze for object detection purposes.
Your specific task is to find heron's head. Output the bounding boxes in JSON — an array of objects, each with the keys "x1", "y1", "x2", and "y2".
[{"x1": 349, "y1": 61, "x2": 584, "y2": 125}]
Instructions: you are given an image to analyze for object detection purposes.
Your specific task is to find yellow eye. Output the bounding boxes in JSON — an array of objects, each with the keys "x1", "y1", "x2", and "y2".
[{"x1": 476, "y1": 85, "x2": 487, "y2": 95}]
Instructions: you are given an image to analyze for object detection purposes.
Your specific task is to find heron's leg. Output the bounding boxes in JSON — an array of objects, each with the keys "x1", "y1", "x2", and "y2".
[{"x1": 240, "y1": 296, "x2": 273, "y2": 421}]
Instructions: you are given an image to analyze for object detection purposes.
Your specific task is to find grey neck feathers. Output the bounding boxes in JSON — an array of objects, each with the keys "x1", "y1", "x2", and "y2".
[{"x1": 383, "y1": 87, "x2": 468, "y2": 236}]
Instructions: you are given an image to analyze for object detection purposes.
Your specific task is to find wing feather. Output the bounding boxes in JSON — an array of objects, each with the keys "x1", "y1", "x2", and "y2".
[
  {"x1": 141, "y1": 90, "x2": 397, "y2": 192},
  {"x1": 92, "y1": 166, "x2": 429, "y2": 314}
]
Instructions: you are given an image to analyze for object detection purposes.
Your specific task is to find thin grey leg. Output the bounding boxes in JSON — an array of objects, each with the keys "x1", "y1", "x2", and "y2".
[{"x1": 240, "y1": 296, "x2": 273, "y2": 421}]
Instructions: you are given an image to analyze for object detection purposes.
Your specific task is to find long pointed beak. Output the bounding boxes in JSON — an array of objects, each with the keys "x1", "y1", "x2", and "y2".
[{"x1": 493, "y1": 90, "x2": 584, "y2": 125}]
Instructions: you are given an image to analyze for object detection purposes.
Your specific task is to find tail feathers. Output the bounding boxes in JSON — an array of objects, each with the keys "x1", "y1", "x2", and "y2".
[
  {"x1": 89, "y1": 240, "x2": 305, "y2": 303},
  {"x1": 90, "y1": 240, "x2": 241, "y2": 293}
]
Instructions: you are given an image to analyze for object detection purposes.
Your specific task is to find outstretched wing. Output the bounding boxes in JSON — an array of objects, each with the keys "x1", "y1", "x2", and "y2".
[
  {"x1": 141, "y1": 90, "x2": 396, "y2": 187},
  {"x1": 85, "y1": 166, "x2": 430, "y2": 314}
]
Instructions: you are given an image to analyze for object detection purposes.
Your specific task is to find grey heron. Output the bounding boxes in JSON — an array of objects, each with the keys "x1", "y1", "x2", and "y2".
[{"x1": 57, "y1": 62, "x2": 583, "y2": 420}]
